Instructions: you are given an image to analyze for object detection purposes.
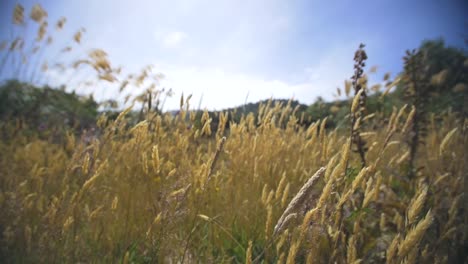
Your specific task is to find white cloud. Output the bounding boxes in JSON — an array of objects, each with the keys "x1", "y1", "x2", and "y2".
[
  {"x1": 43, "y1": 58, "x2": 352, "y2": 112},
  {"x1": 153, "y1": 62, "x2": 350, "y2": 111},
  {"x1": 156, "y1": 31, "x2": 188, "y2": 48},
  {"x1": 38, "y1": 32, "x2": 374, "y2": 113}
]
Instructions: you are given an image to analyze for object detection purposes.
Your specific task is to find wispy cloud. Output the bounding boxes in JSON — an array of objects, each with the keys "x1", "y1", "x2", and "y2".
[{"x1": 155, "y1": 31, "x2": 188, "y2": 48}]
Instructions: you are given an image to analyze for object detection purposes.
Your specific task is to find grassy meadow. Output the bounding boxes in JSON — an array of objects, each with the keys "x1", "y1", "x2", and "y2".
[{"x1": 0, "y1": 3, "x2": 467, "y2": 263}]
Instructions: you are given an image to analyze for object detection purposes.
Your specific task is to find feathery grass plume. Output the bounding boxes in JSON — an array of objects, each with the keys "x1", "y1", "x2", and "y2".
[
  {"x1": 265, "y1": 204, "x2": 273, "y2": 240},
  {"x1": 396, "y1": 150, "x2": 410, "y2": 165},
  {"x1": 275, "y1": 172, "x2": 287, "y2": 200},
  {"x1": 82, "y1": 153, "x2": 90, "y2": 175},
  {"x1": 380, "y1": 213, "x2": 387, "y2": 231},
  {"x1": 36, "y1": 21, "x2": 48, "y2": 42},
  {"x1": 353, "y1": 164, "x2": 370, "y2": 188},
  {"x1": 452, "y1": 82, "x2": 466, "y2": 93},
  {"x1": 89, "y1": 205, "x2": 104, "y2": 220},
  {"x1": 394, "y1": 212, "x2": 405, "y2": 232},
  {"x1": 420, "y1": 244, "x2": 431, "y2": 261},
  {"x1": 398, "y1": 210, "x2": 433, "y2": 259},
  {"x1": 217, "y1": 111, "x2": 229, "y2": 137},
  {"x1": 407, "y1": 185, "x2": 428, "y2": 225},
  {"x1": 319, "y1": 178, "x2": 337, "y2": 224},
  {"x1": 197, "y1": 214, "x2": 246, "y2": 257},
  {"x1": 201, "y1": 117, "x2": 212, "y2": 136},
  {"x1": 337, "y1": 138, "x2": 351, "y2": 172},
  {"x1": 245, "y1": 240, "x2": 253, "y2": 264},
  {"x1": 433, "y1": 173, "x2": 449, "y2": 186},
  {"x1": 56, "y1": 16, "x2": 66, "y2": 29},
  {"x1": 362, "y1": 113, "x2": 376, "y2": 123},
  {"x1": 430, "y1": 69, "x2": 449, "y2": 86},
  {"x1": 78, "y1": 160, "x2": 108, "y2": 200},
  {"x1": 265, "y1": 190, "x2": 275, "y2": 208},
  {"x1": 362, "y1": 177, "x2": 376, "y2": 208},
  {"x1": 404, "y1": 246, "x2": 419, "y2": 264},
  {"x1": 141, "y1": 152, "x2": 149, "y2": 175},
  {"x1": 344, "y1": 80, "x2": 352, "y2": 97},
  {"x1": 197, "y1": 214, "x2": 211, "y2": 222},
  {"x1": 203, "y1": 136, "x2": 226, "y2": 189},
  {"x1": 281, "y1": 183, "x2": 291, "y2": 207},
  {"x1": 146, "y1": 213, "x2": 162, "y2": 237},
  {"x1": 166, "y1": 168, "x2": 177, "y2": 178},
  {"x1": 273, "y1": 167, "x2": 326, "y2": 236},
  {"x1": 324, "y1": 154, "x2": 338, "y2": 181},
  {"x1": 347, "y1": 235, "x2": 358, "y2": 264},
  {"x1": 319, "y1": 118, "x2": 328, "y2": 162},
  {"x1": 277, "y1": 252, "x2": 286, "y2": 264},
  {"x1": 438, "y1": 227, "x2": 457, "y2": 243},
  {"x1": 279, "y1": 213, "x2": 297, "y2": 233},
  {"x1": 439, "y1": 127, "x2": 457, "y2": 156},
  {"x1": 337, "y1": 167, "x2": 368, "y2": 208},
  {"x1": 286, "y1": 241, "x2": 299, "y2": 264},
  {"x1": 30, "y1": 4, "x2": 47, "y2": 23},
  {"x1": 275, "y1": 209, "x2": 317, "y2": 262},
  {"x1": 395, "y1": 104, "x2": 408, "y2": 123},
  {"x1": 62, "y1": 216, "x2": 74, "y2": 235},
  {"x1": 299, "y1": 208, "x2": 318, "y2": 241},
  {"x1": 152, "y1": 145, "x2": 160, "y2": 173},
  {"x1": 276, "y1": 229, "x2": 290, "y2": 252},
  {"x1": 384, "y1": 106, "x2": 398, "y2": 133},
  {"x1": 13, "y1": 4, "x2": 25, "y2": 25},
  {"x1": 386, "y1": 234, "x2": 400, "y2": 264},
  {"x1": 351, "y1": 89, "x2": 364, "y2": 114},
  {"x1": 402, "y1": 106, "x2": 416, "y2": 134},
  {"x1": 111, "y1": 196, "x2": 119, "y2": 210},
  {"x1": 373, "y1": 169, "x2": 382, "y2": 198},
  {"x1": 123, "y1": 251, "x2": 130, "y2": 264}
]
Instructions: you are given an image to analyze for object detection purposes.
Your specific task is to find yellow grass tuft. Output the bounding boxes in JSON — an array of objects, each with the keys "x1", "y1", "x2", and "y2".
[{"x1": 398, "y1": 210, "x2": 433, "y2": 258}]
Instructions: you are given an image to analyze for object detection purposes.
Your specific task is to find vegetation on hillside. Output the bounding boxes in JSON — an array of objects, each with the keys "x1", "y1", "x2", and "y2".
[{"x1": 0, "y1": 80, "x2": 99, "y2": 130}]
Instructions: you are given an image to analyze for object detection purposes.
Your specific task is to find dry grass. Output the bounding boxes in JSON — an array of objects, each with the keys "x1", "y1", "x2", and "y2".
[
  {"x1": 1, "y1": 97, "x2": 465, "y2": 263},
  {"x1": 0, "y1": 3, "x2": 466, "y2": 263}
]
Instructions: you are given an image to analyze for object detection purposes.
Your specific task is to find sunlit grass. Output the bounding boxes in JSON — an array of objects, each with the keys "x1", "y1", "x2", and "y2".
[{"x1": 0, "y1": 3, "x2": 466, "y2": 263}]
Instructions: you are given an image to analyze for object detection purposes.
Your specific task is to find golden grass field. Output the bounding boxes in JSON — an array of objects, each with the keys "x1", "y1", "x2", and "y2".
[{"x1": 0, "y1": 3, "x2": 466, "y2": 263}]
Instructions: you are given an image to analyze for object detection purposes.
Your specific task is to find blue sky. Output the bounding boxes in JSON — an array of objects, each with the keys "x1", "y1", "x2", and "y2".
[{"x1": 0, "y1": 0, "x2": 466, "y2": 110}]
